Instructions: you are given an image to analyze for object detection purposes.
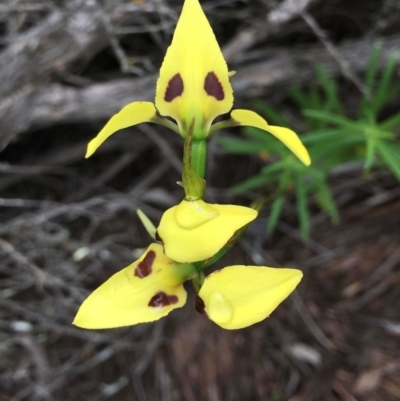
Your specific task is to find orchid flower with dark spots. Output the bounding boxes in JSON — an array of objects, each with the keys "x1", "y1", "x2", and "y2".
[
  {"x1": 73, "y1": 200, "x2": 258, "y2": 329},
  {"x1": 73, "y1": 0, "x2": 307, "y2": 331},
  {"x1": 85, "y1": 0, "x2": 310, "y2": 167},
  {"x1": 73, "y1": 243, "x2": 196, "y2": 329},
  {"x1": 73, "y1": 208, "x2": 302, "y2": 330}
]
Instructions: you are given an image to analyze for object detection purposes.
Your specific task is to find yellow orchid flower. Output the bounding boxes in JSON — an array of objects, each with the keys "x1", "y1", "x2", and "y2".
[
  {"x1": 74, "y1": 0, "x2": 308, "y2": 332},
  {"x1": 84, "y1": 0, "x2": 310, "y2": 166},
  {"x1": 157, "y1": 198, "x2": 258, "y2": 263},
  {"x1": 73, "y1": 243, "x2": 196, "y2": 329},
  {"x1": 198, "y1": 265, "x2": 303, "y2": 329},
  {"x1": 73, "y1": 241, "x2": 302, "y2": 330}
]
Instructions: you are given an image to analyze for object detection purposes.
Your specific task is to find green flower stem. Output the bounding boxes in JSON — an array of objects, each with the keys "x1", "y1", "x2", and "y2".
[
  {"x1": 194, "y1": 223, "x2": 251, "y2": 271},
  {"x1": 192, "y1": 271, "x2": 205, "y2": 293},
  {"x1": 182, "y1": 120, "x2": 205, "y2": 199},
  {"x1": 191, "y1": 140, "x2": 207, "y2": 179},
  {"x1": 195, "y1": 247, "x2": 229, "y2": 270}
]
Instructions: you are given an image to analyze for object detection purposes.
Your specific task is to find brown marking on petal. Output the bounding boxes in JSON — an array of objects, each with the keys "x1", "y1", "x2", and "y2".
[
  {"x1": 148, "y1": 291, "x2": 178, "y2": 307},
  {"x1": 155, "y1": 230, "x2": 163, "y2": 244},
  {"x1": 204, "y1": 72, "x2": 224, "y2": 100},
  {"x1": 134, "y1": 250, "x2": 156, "y2": 278},
  {"x1": 195, "y1": 295, "x2": 206, "y2": 315},
  {"x1": 164, "y1": 73, "x2": 184, "y2": 102}
]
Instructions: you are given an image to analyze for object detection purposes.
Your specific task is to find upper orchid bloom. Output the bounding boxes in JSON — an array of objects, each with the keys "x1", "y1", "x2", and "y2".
[
  {"x1": 157, "y1": 198, "x2": 258, "y2": 263},
  {"x1": 84, "y1": 0, "x2": 311, "y2": 166},
  {"x1": 198, "y1": 265, "x2": 303, "y2": 329},
  {"x1": 155, "y1": 0, "x2": 233, "y2": 138},
  {"x1": 73, "y1": 243, "x2": 196, "y2": 329}
]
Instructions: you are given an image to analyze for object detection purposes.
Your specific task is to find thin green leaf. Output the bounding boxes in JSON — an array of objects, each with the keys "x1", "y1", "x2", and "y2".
[
  {"x1": 255, "y1": 101, "x2": 292, "y2": 127},
  {"x1": 365, "y1": 44, "x2": 381, "y2": 91},
  {"x1": 260, "y1": 162, "x2": 286, "y2": 176},
  {"x1": 302, "y1": 129, "x2": 349, "y2": 145},
  {"x1": 267, "y1": 195, "x2": 286, "y2": 235},
  {"x1": 315, "y1": 64, "x2": 343, "y2": 114},
  {"x1": 289, "y1": 87, "x2": 312, "y2": 110},
  {"x1": 380, "y1": 111, "x2": 400, "y2": 131},
  {"x1": 376, "y1": 141, "x2": 400, "y2": 181},
  {"x1": 309, "y1": 86, "x2": 322, "y2": 110},
  {"x1": 295, "y1": 175, "x2": 310, "y2": 240},
  {"x1": 364, "y1": 136, "x2": 376, "y2": 171},
  {"x1": 267, "y1": 171, "x2": 292, "y2": 235},
  {"x1": 217, "y1": 137, "x2": 266, "y2": 154},
  {"x1": 232, "y1": 174, "x2": 271, "y2": 193},
  {"x1": 304, "y1": 110, "x2": 363, "y2": 130},
  {"x1": 374, "y1": 52, "x2": 399, "y2": 112},
  {"x1": 309, "y1": 135, "x2": 364, "y2": 163},
  {"x1": 232, "y1": 162, "x2": 285, "y2": 193},
  {"x1": 316, "y1": 182, "x2": 339, "y2": 224}
]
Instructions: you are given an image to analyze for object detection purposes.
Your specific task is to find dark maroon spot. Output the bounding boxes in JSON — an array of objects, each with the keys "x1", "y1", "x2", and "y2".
[
  {"x1": 164, "y1": 73, "x2": 184, "y2": 102},
  {"x1": 134, "y1": 250, "x2": 156, "y2": 278},
  {"x1": 195, "y1": 295, "x2": 206, "y2": 315},
  {"x1": 148, "y1": 291, "x2": 178, "y2": 307},
  {"x1": 204, "y1": 72, "x2": 224, "y2": 100}
]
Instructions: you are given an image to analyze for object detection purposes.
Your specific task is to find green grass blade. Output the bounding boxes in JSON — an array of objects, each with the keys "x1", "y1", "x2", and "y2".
[
  {"x1": 364, "y1": 136, "x2": 376, "y2": 171},
  {"x1": 365, "y1": 44, "x2": 381, "y2": 92},
  {"x1": 255, "y1": 101, "x2": 292, "y2": 127},
  {"x1": 309, "y1": 86, "x2": 322, "y2": 110},
  {"x1": 315, "y1": 63, "x2": 343, "y2": 114},
  {"x1": 302, "y1": 129, "x2": 349, "y2": 145},
  {"x1": 260, "y1": 162, "x2": 286, "y2": 176},
  {"x1": 289, "y1": 86, "x2": 313, "y2": 110},
  {"x1": 232, "y1": 174, "x2": 270, "y2": 193},
  {"x1": 267, "y1": 170, "x2": 292, "y2": 235},
  {"x1": 308, "y1": 135, "x2": 364, "y2": 163},
  {"x1": 316, "y1": 182, "x2": 339, "y2": 224},
  {"x1": 380, "y1": 111, "x2": 400, "y2": 131},
  {"x1": 304, "y1": 110, "x2": 363, "y2": 130},
  {"x1": 267, "y1": 195, "x2": 286, "y2": 235},
  {"x1": 295, "y1": 175, "x2": 310, "y2": 240},
  {"x1": 217, "y1": 137, "x2": 266, "y2": 154},
  {"x1": 374, "y1": 52, "x2": 399, "y2": 112},
  {"x1": 376, "y1": 141, "x2": 400, "y2": 181}
]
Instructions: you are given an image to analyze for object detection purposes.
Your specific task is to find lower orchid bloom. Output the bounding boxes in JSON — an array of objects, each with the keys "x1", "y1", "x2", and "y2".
[
  {"x1": 73, "y1": 246, "x2": 302, "y2": 330},
  {"x1": 73, "y1": 205, "x2": 303, "y2": 330}
]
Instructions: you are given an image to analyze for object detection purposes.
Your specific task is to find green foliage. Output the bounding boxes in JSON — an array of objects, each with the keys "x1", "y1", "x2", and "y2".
[{"x1": 218, "y1": 45, "x2": 400, "y2": 240}]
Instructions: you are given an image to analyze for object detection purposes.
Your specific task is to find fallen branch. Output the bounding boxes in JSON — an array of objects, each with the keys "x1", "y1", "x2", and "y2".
[
  {"x1": 0, "y1": 1, "x2": 109, "y2": 99},
  {"x1": 1, "y1": 34, "x2": 399, "y2": 148},
  {"x1": 223, "y1": 0, "x2": 321, "y2": 63}
]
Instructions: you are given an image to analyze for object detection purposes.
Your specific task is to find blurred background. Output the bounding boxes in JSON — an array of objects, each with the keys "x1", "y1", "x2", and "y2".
[{"x1": 1, "y1": 0, "x2": 400, "y2": 400}]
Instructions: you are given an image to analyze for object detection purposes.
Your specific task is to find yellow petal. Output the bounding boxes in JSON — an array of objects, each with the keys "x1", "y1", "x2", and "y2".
[
  {"x1": 199, "y1": 265, "x2": 303, "y2": 330},
  {"x1": 86, "y1": 102, "x2": 158, "y2": 158},
  {"x1": 230, "y1": 109, "x2": 311, "y2": 166},
  {"x1": 73, "y1": 243, "x2": 195, "y2": 329},
  {"x1": 157, "y1": 199, "x2": 257, "y2": 263},
  {"x1": 155, "y1": 0, "x2": 233, "y2": 138}
]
